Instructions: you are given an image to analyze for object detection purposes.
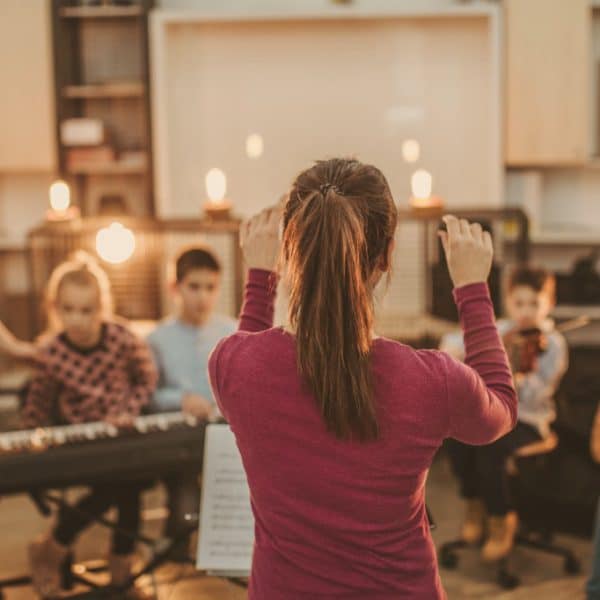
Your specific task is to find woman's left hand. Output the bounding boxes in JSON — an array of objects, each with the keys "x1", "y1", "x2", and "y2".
[{"x1": 240, "y1": 201, "x2": 284, "y2": 272}]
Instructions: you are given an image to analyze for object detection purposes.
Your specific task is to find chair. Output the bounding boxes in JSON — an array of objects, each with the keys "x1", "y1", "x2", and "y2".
[{"x1": 438, "y1": 432, "x2": 584, "y2": 590}]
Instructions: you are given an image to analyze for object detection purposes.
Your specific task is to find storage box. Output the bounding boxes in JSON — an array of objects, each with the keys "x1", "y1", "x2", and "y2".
[{"x1": 60, "y1": 118, "x2": 105, "y2": 146}]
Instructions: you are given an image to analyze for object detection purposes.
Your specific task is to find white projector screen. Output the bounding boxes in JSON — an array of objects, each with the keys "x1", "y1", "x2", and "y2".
[{"x1": 151, "y1": 8, "x2": 501, "y2": 219}]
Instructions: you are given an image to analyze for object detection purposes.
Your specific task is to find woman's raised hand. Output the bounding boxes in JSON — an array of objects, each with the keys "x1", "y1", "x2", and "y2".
[
  {"x1": 438, "y1": 215, "x2": 493, "y2": 288},
  {"x1": 240, "y1": 201, "x2": 284, "y2": 272}
]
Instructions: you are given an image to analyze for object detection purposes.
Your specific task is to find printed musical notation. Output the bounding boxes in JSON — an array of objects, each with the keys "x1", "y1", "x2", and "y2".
[{"x1": 196, "y1": 424, "x2": 254, "y2": 575}]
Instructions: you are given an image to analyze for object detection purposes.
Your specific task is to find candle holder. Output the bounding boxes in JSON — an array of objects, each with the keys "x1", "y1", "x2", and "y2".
[
  {"x1": 203, "y1": 200, "x2": 233, "y2": 221},
  {"x1": 46, "y1": 205, "x2": 81, "y2": 222},
  {"x1": 409, "y1": 195, "x2": 445, "y2": 217}
]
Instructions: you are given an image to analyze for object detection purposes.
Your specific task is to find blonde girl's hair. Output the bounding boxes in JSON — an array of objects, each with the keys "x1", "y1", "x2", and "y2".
[{"x1": 44, "y1": 251, "x2": 114, "y2": 336}]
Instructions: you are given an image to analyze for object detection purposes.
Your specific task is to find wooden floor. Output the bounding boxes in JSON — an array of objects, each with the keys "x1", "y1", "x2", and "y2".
[{"x1": 0, "y1": 452, "x2": 593, "y2": 599}]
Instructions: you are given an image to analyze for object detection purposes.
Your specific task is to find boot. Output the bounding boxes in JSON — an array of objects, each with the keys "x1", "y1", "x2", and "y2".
[
  {"x1": 108, "y1": 553, "x2": 152, "y2": 599},
  {"x1": 461, "y1": 498, "x2": 486, "y2": 544},
  {"x1": 481, "y1": 511, "x2": 518, "y2": 562},
  {"x1": 28, "y1": 533, "x2": 69, "y2": 598}
]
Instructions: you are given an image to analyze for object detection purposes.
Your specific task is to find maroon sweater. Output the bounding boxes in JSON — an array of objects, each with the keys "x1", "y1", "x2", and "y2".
[
  {"x1": 209, "y1": 269, "x2": 516, "y2": 600},
  {"x1": 22, "y1": 321, "x2": 157, "y2": 427}
]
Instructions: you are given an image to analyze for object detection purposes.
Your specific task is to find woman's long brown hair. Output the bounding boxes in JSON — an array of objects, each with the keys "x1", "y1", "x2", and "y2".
[{"x1": 283, "y1": 158, "x2": 397, "y2": 441}]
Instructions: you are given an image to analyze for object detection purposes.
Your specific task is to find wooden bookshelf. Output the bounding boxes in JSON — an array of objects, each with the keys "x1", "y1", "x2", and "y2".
[
  {"x1": 59, "y1": 5, "x2": 144, "y2": 19},
  {"x1": 66, "y1": 159, "x2": 147, "y2": 175},
  {"x1": 62, "y1": 82, "x2": 145, "y2": 99},
  {"x1": 51, "y1": 0, "x2": 155, "y2": 216}
]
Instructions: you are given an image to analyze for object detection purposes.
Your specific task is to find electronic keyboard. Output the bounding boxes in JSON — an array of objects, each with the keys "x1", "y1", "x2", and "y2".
[{"x1": 0, "y1": 412, "x2": 205, "y2": 494}]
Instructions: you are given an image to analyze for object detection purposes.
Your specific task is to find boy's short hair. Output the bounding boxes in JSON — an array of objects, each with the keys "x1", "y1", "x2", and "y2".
[
  {"x1": 175, "y1": 246, "x2": 221, "y2": 282},
  {"x1": 507, "y1": 265, "x2": 555, "y2": 297}
]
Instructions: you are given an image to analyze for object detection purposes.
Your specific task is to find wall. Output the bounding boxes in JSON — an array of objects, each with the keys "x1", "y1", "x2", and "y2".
[{"x1": 152, "y1": 7, "x2": 501, "y2": 219}]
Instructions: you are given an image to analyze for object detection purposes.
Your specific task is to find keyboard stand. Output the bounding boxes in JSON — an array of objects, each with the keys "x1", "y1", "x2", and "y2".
[{"x1": 0, "y1": 490, "x2": 200, "y2": 599}]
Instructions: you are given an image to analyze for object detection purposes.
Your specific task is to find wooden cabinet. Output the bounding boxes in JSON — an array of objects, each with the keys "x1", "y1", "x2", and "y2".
[
  {"x1": 505, "y1": 0, "x2": 590, "y2": 166},
  {"x1": 0, "y1": 0, "x2": 56, "y2": 171}
]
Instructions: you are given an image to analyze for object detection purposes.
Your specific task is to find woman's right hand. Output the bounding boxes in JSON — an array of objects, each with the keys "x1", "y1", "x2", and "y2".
[
  {"x1": 240, "y1": 201, "x2": 284, "y2": 272},
  {"x1": 438, "y1": 215, "x2": 493, "y2": 288}
]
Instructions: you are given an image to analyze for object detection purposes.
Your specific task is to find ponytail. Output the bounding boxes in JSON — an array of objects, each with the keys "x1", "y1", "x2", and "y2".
[{"x1": 284, "y1": 159, "x2": 396, "y2": 442}]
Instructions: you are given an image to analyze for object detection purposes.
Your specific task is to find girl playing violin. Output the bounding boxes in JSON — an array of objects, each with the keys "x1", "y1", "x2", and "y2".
[{"x1": 440, "y1": 266, "x2": 568, "y2": 562}]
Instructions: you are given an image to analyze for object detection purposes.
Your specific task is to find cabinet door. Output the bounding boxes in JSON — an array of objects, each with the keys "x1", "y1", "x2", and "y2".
[
  {"x1": 505, "y1": 0, "x2": 590, "y2": 166},
  {"x1": 0, "y1": 0, "x2": 56, "y2": 171}
]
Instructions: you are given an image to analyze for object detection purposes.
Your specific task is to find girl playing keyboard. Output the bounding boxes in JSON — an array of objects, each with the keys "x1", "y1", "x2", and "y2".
[{"x1": 21, "y1": 251, "x2": 157, "y2": 599}]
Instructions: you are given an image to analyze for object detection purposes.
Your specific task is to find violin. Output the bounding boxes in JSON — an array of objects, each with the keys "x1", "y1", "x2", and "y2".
[
  {"x1": 502, "y1": 316, "x2": 590, "y2": 375},
  {"x1": 502, "y1": 327, "x2": 548, "y2": 375}
]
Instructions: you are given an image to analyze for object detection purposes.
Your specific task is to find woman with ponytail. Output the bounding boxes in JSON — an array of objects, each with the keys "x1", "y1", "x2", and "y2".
[{"x1": 209, "y1": 158, "x2": 517, "y2": 599}]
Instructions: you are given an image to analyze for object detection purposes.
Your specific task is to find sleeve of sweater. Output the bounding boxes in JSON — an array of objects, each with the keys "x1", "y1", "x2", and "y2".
[
  {"x1": 116, "y1": 334, "x2": 158, "y2": 417},
  {"x1": 237, "y1": 269, "x2": 277, "y2": 333},
  {"x1": 443, "y1": 282, "x2": 518, "y2": 445},
  {"x1": 21, "y1": 347, "x2": 60, "y2": 428},
  {"x1": 209, "y1": 268, "x2": 276, "y2": 419}
]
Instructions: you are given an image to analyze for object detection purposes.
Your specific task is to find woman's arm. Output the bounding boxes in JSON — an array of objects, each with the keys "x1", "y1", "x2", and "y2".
[
  {"x1": 438, "y1": 216, "x2": 517, "y2": 444},
  {"x1": 238, "y1": 269, "x2": 277, "y2": 333},
  {"x1": 209, "y1": 203, "x2": 283, "y2": 417},
  {"x1": 237, "y1": 203, "x2": 282, "y2": 333},
  {"x1": 444, "y1": 282, "x2": 517, "y2": 444},
  {"x1": 0, "y1": 321, "x2": 34, "y2": 360}
]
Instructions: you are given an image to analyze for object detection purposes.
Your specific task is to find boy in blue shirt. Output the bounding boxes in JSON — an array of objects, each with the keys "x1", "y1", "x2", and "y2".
[{"x1": 148, "y1": 246, "x2": 236, "y2": 558}]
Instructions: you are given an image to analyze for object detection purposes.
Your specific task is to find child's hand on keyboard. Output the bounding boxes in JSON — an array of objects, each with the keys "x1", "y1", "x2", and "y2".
[
  {"x1": 104, "y1": 412, "x2": 135, "y2": 429},
  {"x1": 182, "y1": 393, "x2": 212, "y2": 421}
]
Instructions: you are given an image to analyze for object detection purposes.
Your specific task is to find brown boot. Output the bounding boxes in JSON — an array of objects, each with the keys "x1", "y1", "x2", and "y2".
[
  {"x1": 108, "y1": 554, "x2": 152, "y2": 599},
  {"x1": 28, "y1": 533, "x2": 69, "y2": 598},
  {"x1": 461, "y1": 498, "x2": 486, "y2": 544},
  {"x1": 481, "y1": 511, "x2": 518, "y2": 562}
]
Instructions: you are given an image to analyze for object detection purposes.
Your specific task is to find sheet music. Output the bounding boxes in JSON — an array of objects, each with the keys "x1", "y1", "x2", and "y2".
[{"x1": 196, "y1": 424, "x2": 254, "y2": 575}]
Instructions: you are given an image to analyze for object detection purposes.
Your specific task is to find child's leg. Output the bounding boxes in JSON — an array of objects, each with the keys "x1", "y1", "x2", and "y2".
[
  {"x1": 29, "y1": 487, "x2": 113, "y2": 596},
  {"x1": 446, "y1": 439, "x2": 486, "y2": 543},
  {"x1": 587, "y1": 498, "x2": 600, "y2": 600},
  {"x1": 164, "y1": 470, "x2": 201, "y2": 561},
  {"x1": 111, "y1": 482, "x2": 143, "y2": 557},
  {"x1": 475, "y1": 422, "x2": 541, "y2": 561},
  {"x1": 53, "y1": 487, "x2": 114, "y2": 546},
  {"x1": 476, "y1": 422, "x2": 540, "y2": 516},
  {"x1": 105, "y1": 482, "x2": 146, "y2": 595},
  {"x1": 446, "y1": 439, "x2": 479, "y2": 499}
]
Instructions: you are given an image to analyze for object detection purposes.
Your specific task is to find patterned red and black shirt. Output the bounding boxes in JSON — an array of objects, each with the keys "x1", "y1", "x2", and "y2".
[{"x1": 22, "y1": 321, "x2": 158, "y2": 427}]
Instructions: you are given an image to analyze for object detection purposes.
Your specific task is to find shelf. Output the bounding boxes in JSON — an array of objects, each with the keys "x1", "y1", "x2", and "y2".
[
  {"x1": 62, "y1": 82, "x2": 145, "y2": 99},
  {"x1": 553, "y1": 305, "x2": 600, "y2": 319},
  {"x1": 587, "y1": 158, "x2": 600, "y2": 169},
  {"x1": 530, "y1": 231, "x2": 600, "y2": 245},
  {"x1": 59, "y1": 5, "x2": 143, "y2": 19},
  {"x1": 508, "y1": 231, "x2": 600, "y2": 245},
  {"x1": 66, "y1": 158, "x2": 147, "y2": 175},
  {"x1": 504, "y1": 229, "x2": 600, "y2": 245},
  {"x1": 0, "y1": 237, "x2": 26, "y2": 252}
]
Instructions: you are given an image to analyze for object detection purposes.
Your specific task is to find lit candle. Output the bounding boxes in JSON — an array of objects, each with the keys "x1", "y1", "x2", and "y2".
[
  {"x1": 95, "y1": 222, "x2": 136, "y2": 264},
  {"x1": 203, "y1": 168, "x2": 232, "y2": 220},
  {"x1": 47, "y1": 180, "x2": 80, "y2": 221},
  {"x1": 409, "y1": 169, "x2": 444, "y2": 214}
]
